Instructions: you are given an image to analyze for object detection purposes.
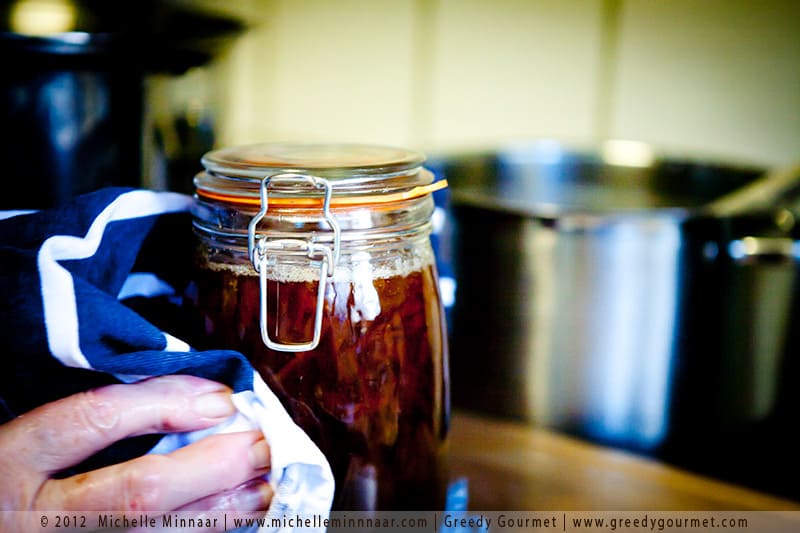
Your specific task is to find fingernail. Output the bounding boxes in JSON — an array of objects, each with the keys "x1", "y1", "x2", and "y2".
[
  {"x1": 257, "y1": 480, "x2": 274, "y2": 508},
  {"x1": 249, "y1": 438, "x2": 270, "y2": 470},
  {"x1": 235, "y1": 479, "x2": 274, "y2": 511},
  {"x1": 193, "y1": 391, "x2": 235, "y2": 419}
]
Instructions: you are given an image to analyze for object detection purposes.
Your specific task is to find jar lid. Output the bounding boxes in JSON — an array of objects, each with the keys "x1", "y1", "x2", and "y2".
[{"x1": 195, "y1": 142, "x2": 445, "y2": 207}]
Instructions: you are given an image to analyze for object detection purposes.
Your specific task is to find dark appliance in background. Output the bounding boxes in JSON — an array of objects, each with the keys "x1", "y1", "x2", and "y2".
[
  {"x1": 0, "y1": 0, "x2": 244, "y2": 209},
  {"x1": 431, "y1": 141, "x2": 800, "y2": 502}
]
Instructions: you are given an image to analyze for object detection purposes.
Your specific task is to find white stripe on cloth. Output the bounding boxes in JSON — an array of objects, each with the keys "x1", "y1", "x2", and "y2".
[
  {"x1": 0, "y1": 209, "x2": 38, "y2": 220},
  {"x1": 118, "y1": 272, "x2": 177, "y2": 300},
  {"x1": 37, "y1": 190, "x2": 193, "y2": 369}
]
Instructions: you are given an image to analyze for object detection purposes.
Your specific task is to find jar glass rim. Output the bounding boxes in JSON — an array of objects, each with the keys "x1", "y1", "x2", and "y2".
[{"x1": 201, "y1": 142, "x2": 426, "y2": 179}]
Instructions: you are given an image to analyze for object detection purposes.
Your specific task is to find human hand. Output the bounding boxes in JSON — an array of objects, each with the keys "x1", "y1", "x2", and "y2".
[{"x1": 0, "y1": 375, "x2": 272, "y2": 529}]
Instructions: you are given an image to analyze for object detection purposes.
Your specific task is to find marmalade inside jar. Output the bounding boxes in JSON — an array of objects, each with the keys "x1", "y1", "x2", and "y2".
[{"x1": 186, "y1": 245, "x2": 449, "y2": 510}]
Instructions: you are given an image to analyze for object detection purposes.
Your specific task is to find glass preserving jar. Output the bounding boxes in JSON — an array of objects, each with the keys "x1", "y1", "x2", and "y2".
[{"x1": 186, "y1": 143, "x2": 450, "y2": 510}]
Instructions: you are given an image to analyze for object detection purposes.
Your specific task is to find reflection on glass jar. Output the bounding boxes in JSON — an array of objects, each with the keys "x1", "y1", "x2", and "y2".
[{"x1": 186, "y1": 143, "x2": 450, "y2": 510}]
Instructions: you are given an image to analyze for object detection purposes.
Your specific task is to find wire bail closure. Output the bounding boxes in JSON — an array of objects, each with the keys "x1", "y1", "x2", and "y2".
[{"x1": 247, "y1": 173, "x2": 341, "y2": 352}]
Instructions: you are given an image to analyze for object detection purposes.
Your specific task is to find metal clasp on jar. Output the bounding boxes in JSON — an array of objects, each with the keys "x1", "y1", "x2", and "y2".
[{"x1": 247, "y1": 173, "x2": 341, "y2": 352}]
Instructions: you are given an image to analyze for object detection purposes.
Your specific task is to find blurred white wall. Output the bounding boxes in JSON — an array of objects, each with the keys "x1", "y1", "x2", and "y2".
[
  {"x1": 203, "y1": 0, "x2": 799, "y2": 166},
  {"x1": 611, "y1": 0, "x2": 800, "y2": 166}
]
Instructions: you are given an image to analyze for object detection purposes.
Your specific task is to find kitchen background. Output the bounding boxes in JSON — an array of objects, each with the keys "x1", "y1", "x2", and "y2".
[
  {"x1": 202, "y1": 0, "x2": 799, "y2": 168},
  {"x1": 2, "y1": 0, "x2": 799, "y2": 506},
  {"x1": 4, "y1": 0, "x2": 797, "y2": 195}
]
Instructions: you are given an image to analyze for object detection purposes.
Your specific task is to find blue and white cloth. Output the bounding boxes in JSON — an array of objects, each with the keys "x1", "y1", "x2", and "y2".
[{"x1": 0, "y1": 187, "x2": 335, "y2": 530}]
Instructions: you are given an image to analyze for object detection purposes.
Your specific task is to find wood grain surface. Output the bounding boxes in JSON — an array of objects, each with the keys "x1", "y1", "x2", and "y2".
[{"x1": 446, "y1": 411, "x2": 800, "y2": 511}]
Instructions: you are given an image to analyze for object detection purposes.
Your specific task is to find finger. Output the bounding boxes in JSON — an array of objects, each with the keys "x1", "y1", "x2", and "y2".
[
  {"x1": 9, "y1": 375, "x2": 236, "y2": 474},
  {"x1": 125, "y1": 480, "x2": 272, "y2": 533},
  {"x1": 37, "y1": 430, "x2": 271, "y2": 512}
]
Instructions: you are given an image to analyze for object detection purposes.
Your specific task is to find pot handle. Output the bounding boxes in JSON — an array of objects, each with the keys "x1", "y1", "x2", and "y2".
[
  {"x1": 707, "y1": 163, "x2": 800, "y2": 217},
  {"x1": 728, "y1": 236, "x2": 799, "y2": 264}
]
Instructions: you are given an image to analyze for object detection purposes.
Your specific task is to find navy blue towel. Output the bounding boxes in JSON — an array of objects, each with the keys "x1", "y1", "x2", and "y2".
[
  {"x1": 0, "y1": 187, "x2": 252, "y2": 428},
  {"x1": 0, "y1": 187, "x2": 334, "y2": 527}
]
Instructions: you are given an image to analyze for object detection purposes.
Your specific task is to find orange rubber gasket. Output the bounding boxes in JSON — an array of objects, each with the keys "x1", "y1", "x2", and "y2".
[{"x1": 197, "y1": 179, "x2": 448, "y2": 208}]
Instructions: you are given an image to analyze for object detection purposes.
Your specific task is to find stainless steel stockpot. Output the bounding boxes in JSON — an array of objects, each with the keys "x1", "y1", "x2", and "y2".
[{"x1": 432, "y1": 140, "x2": 800, "y2": 500}]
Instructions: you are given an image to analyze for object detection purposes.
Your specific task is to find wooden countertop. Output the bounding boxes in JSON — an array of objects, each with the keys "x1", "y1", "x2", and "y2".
[{"x1": 446, "y1": 411, "x2": 800, "y2": 511}]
